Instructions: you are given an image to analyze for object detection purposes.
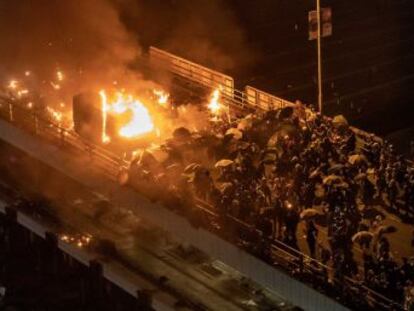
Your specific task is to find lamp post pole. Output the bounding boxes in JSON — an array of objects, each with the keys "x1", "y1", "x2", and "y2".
[{"x1": 316, "y1": 0, "x2": 323, "y2": 114}]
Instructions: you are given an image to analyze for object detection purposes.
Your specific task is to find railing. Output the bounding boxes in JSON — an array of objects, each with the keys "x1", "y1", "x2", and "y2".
[
  {"x1": 194, "y1": 199, "x2": 400, "y2": 310},
  {"x1": 0, "y1": 96, "x2": 402, "y2": 310},
  {"x1": 147, "y1": 47, "x2": 377, "y2": 141}
]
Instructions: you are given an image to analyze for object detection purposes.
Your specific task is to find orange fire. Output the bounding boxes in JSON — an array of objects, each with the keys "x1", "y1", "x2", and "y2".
[
  {"x1": 99, "y1": 90, "x2": 111, "y2": 143},
  {"x1": 8, "y1": 80, "x2": 18, "y2": 90},
  {"x1": 153, "y1": 89, "x2": 170, "y2": 107},
  {"x1": 208, "y1": 88, "x2": 222, "y2": 115},
  {"x1": 100, "y1": 90, "x2": 154, "y2": 142}
]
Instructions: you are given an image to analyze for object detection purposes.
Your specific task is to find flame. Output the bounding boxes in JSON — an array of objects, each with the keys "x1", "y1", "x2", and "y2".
[
  {"x1": 208, "y1": 88, "x2": 222, "y2": 114},
  {"x1": 50, "y1": 82, "x2": 61, "y2": 90},
  {"x1": 100, "y1": 90, "x2": 154, "y2": 141},
  {"x1": 56, "y1": 70, "x2": 64, "y2": 81},
  {"x1": 8, "y1": 80, "x2": 18, "y2": 89},
  {"x1": 153, "y1": 89, "x2": 169, "y2": 107},
  {"x1": 17, "y1": 89, "x2": 29, "y2": 97},
  {"x1": 99, "y1": 90, "x2": 111, "y2": 144},
  {"x1": 46, "y1": 106, "x2": 63, "y2": 123},
  {"x1": 24, "y1": 71, "x2": 31, "y2": 77}
]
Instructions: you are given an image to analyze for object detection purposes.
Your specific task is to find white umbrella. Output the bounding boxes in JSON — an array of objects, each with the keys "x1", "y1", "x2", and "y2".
[
  {"x1": 215, "y1": 159, "x2": 234, "y2": 168},
  {"x1": 225, "y1": 128, "x2": 243, "y2": 140}
]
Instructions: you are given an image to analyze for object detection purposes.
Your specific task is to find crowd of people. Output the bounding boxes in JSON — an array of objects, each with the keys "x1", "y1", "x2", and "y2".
[{"x1": 124, "y1": 103, "x2": 414, "y2": 310}]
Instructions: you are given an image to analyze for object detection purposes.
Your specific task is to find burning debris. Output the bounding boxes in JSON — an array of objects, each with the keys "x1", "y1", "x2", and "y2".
[
  {"x1": 100, "y1": 90, "x2": 154, "y2": 140},
  {"x1": 208, "y1": 88, "x2": 222, "y2": 115},
  {"x1": 60, "y1": 233, "x2": 92, "y2": 248}
]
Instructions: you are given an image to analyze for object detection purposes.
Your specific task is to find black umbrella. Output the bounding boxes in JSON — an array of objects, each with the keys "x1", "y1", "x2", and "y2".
[
  {"x1": 278, "y1": 106, "x2": 294, "y2": 120},
  {"x1": 173, "y1": 127, "x2": 192, "y2": 141}
]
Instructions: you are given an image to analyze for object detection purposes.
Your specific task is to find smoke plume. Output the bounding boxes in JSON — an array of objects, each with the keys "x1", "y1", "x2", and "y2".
[
  {"x1": 119, "y1": 0, "x2": 255, "y2": 74},
  {"x1": 0, "y1": 0, "x2": 141, "y2": 92}
]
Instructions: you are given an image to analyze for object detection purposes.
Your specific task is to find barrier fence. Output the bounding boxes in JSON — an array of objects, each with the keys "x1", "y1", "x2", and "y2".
[
  {"x1": 0, "y1": 97, "x2": 402, "y2": 310},
  {"x1": 150, "y1": 47, "x2": 235, "y2": 99}
]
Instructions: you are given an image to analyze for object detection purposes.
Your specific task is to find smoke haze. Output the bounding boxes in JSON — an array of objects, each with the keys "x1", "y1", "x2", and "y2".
[{"x1": 0, "y1": 0, "x2": 140, "y2": 91}]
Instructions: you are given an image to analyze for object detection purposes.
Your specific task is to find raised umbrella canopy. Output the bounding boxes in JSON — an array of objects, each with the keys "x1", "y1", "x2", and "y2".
[
  {"x1": 328, "y1": 163, "x2": 345, "y2": 174},
  {"x1": 184, "y1": 163, "x2": 201, "y2": 173},
  {"x1": 166, "y1": 163, "x2": 182, "y2": 173},
  {"x1": 332, "y1": 115, "x2": 349, "y2": 128},
  {"x1": 277, "y1": 106, "x2": 294, "y2": 120},
  {"x1": 352, "y1": 231, "x2": 374, "y2": 243},
  {"x1": 225, "y1": 128, "x2": 243, "y2": 140},
  {"x1": 138, "y1": 150, "x2": 158, "y2": 167},
  {"x1": 361, "y1": 206, "x2": 385, "y2": 220},
  {"x1": 323, "y1": 175, "x2": 344, "y2": 185},
  {"x1": 375, "y1": 225, "x2": 398, "y2": 235},
  {"x1": 262, "y1": 152, "x2": 278, "y2": 164},
  {"x1": 218, "y1": 182, "x2": 234, "y2": 194},
  {"x1": 355, "y1": 172, "x2": 367, "y2": 181},
  {"x1": 309, "y1": 168, "x2": 322, "y2": 179},
  {"x1": 145, "y1": 146, "x2": 170, "y2": 163},
  {"x1": 267, "y1": 124, "x2": 298, "y2": 147},
  {"x1": 348, "y1": 154, "x2": 368, "y2": 165},
  {"x1": 300, "y1": 208, "x2": 323, "y2": 220},
  {"x1": 237, "y1": 114, "x2": 253, "y2": 131},
  {"x1": 215, "y1": 159, "x2": 234, "y2": 168},
  {"x1": 172, "y1": 127, "x2": 192, "y2": 141}
]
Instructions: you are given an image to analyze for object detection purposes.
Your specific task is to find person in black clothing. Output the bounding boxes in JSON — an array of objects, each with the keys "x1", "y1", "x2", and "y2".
[{"x1": 306, "y1": 220, "x2": 318, "y2": 258}]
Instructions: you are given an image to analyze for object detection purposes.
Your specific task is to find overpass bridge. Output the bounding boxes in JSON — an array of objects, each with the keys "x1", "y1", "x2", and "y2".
[{"x1": 0, "y1": 47, "x2": 402, "y2": 311}]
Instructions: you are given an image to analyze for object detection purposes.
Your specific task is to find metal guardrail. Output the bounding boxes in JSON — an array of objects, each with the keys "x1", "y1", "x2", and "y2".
[
  {"x1": 148, "y1": 47, "x2": 377, "y2": 143},
  {"x1": 0, "y1": 97, "x2": 402, "y2": 310}
]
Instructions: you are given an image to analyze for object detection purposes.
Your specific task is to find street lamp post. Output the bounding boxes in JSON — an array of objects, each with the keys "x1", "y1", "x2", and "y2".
[{"x1": 316, "y1": 0, "x2": 323, "y2": 114}]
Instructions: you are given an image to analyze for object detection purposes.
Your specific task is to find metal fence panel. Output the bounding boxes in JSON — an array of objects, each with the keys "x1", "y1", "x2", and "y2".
[
  {"x1": 149, "y1": 46, "x2": 234, "y2": 98},
  {"x1": 245, "y1": 86, "x2": 294, "y2": 111}
]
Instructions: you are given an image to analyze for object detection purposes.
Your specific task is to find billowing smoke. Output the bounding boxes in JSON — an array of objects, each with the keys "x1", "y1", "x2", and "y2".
[
  {"x1": 119, "y1": 0, "x2": 255, "y2": 74},
  {"x1": 0, "y1": 0, "x2": 141, "y2": 94}
]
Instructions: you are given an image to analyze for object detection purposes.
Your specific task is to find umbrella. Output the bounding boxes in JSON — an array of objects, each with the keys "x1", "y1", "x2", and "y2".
[
  {"x1": 300, "y1": 208, "x2": 323, "y2": 220},
  {"x1": 146, "y1": 146, "x2": 169, "y2": 163},
  {"x1": 309, "y1": 169, "x2": 321, "y2": 179},
  {"x1": 173, "y1": 127, "x2": 191, "y2": 140},
  {"x1": 332, "y1": 115, "x2": 349, "y2": 128},
  {"x1": 355, "y1": 172, "x2": 367, "y2": 181},
  {"x1": 184, "y1": 163, "x2": 201, "y2": 173},
  {"x1": 277, "y1": 123, "x2": 298, "y2": 136},
  {"x1": 361, "y1": 206, "x2": 385, "y2": 220},
  {"x1": 262, "y1": 153, "x2": 277, "y2": 164},
  {"x1": 218, "y1": 182, "x2": 234, "y2": 194},
  {"x1": 334, "y1": 181, "x2": 350, "y2": 189},
  {"x1": 215, "y1": 159, "x2": 234, "y2": 168},
  {"x1": 139, "y1": 150, "x2": 158, "y2": 166},
  {"x1": 375, "y1": 225, "x2": 397, "y2": 235},
  {"x1": 328, "y1": 163, "x2": 345, "y2": 174},
  {"x1": 348, "y1": 154, "x2": 368, "y2": 165},
  {"x1": 166, "y1": 163, "x2": 182, "y2": 173},
  {"x1": 237, "y1": 115, "x2": 253, "y2": 131},
  {"x1": 323, "y1": 175, "x2": 343, "y2": 185},
  {"x1": 225, "y1": 128, "x2": 243, "y2": 140},
  {"x1": 278, "y1": 106, "x2": 294, "y2": 119},
  {"x1": 352, "y1": 231, "x2": 374, "y2": 243}
]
